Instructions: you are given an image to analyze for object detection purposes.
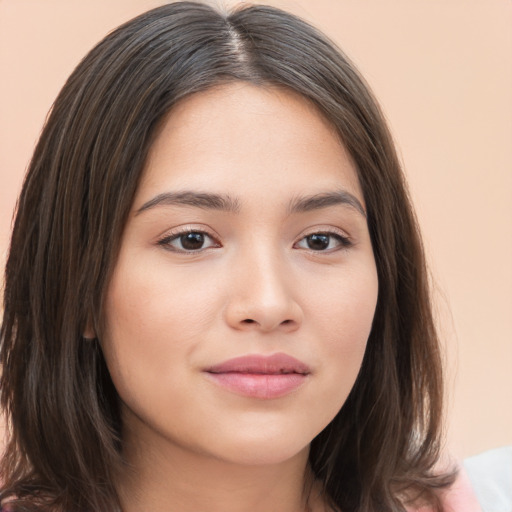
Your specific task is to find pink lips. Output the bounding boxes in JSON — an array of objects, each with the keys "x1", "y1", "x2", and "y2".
[{"x1": 204, "y1": 353, "x2": 310, "y2": 399}]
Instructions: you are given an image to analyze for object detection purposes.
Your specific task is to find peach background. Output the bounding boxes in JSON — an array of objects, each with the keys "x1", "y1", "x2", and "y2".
[{"x1": 0, "y1": 0, "x2": 511, "y2": 459}]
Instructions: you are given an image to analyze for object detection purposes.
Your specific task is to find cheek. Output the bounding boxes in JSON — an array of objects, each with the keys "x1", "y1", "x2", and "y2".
[
  {"x1": 99, "y1": 254, "x2": 220, "y2": 410},
  {"x1": 305, "y1": 260, "x2": 378, "y2": 406},
  {"x1": 309, "y1": 259, "x2": 378, "y2": 345},
  {"x1": 104, "y1": 252, "x2": 221, "y2": 345}
]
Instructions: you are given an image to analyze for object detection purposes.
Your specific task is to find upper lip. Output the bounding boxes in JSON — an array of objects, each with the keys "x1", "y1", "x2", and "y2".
[{"x1": 205, "y1": 353, "x2": 311, "y2": 375}]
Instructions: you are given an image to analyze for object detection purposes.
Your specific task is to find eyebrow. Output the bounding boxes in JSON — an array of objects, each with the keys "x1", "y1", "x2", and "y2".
[
  {"x1": 288, "y1": 190, "x2": 366, "y2": 217},
  {"x1": 135, "y1": 189, "x2": 366, "y2": 217},
  {"x1": 135, "y1": 191, "x2": 241, "y2": 215}
]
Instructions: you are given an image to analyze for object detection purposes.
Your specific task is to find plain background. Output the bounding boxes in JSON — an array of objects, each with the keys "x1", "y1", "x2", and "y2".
[{"x1": 0, "y1": 0, "x2": 511, "y2": 460}]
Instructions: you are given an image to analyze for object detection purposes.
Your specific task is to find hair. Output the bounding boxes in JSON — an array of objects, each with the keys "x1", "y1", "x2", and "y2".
[{"x1": 1, "y1": 2, "x2": 455, "y2": 511}]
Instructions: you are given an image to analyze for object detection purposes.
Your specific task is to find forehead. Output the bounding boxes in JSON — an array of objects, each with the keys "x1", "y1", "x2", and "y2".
[{"x1": 138, "y1": 82, "x2": 363, "y2": 205}]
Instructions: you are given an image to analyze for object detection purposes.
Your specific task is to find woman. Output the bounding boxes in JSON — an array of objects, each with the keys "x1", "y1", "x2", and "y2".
[{"x1": 1, "y1": 2, "x2": 457, "y2": 511}]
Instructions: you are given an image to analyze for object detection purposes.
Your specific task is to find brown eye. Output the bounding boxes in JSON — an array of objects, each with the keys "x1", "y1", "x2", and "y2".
[
  {"x1": 180, "y1": 232, "x2": 206, "y2": 250},
  {"x1": 305, "y1": 234, "x2": 330, "y2": 250},
  {"x1": 158, "y1": 231, "x2": 219, "y2": 252},
  {"x1": 295, "y1": 232, "x2": 352, "y2": 251}
]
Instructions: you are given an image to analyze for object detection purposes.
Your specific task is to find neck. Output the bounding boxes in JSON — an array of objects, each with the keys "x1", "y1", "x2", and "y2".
[{"x1": 116, "y1": 426, "x2": 320, "y2": 512}]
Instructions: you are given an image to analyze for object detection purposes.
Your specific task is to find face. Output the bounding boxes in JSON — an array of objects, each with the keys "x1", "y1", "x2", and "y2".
[{"x1": 102, "y1": 83, "x2": 378, "y2": 467}]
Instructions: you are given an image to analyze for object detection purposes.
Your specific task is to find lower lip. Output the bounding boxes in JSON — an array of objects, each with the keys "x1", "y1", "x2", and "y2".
[{"x1": 205, "y1": 372, "x2": 307, "y2": 399}]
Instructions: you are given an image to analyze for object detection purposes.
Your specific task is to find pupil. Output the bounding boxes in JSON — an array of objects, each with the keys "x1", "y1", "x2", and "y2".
[
  {"x1": 307, "y1": 234, "x2": 329, "y2": 250},
  {"x1": 181, "y1": 232, "x2": 204, "y2": 250}
]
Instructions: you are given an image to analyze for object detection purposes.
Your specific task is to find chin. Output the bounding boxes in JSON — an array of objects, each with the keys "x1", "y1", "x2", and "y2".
[
  {"x1": 218, "y1": 443, "x2": 309, "y2": 467},
  {"x1": 201, "y1": 428, "x2": 313, "y2": 467}
]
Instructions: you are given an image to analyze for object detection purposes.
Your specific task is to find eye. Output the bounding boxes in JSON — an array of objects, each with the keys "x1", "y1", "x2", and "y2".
[
  {"x1": 295, "y1": 232, "x2": 351, "y2": 251},
  {"x1": 157, "y1": 230, "x2": 219, "y2": 253}
]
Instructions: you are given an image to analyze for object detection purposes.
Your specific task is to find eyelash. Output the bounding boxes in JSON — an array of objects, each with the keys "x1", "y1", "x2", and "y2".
[
  {"x1": 157, "y1": 227, "x2": 220, "y2": 253},
  {"x1": 294, "y1": 231, "x2": 353, "y2": 252},
  {"x1": 156, "y1": 228, "x2": 353, "y2": 254}
]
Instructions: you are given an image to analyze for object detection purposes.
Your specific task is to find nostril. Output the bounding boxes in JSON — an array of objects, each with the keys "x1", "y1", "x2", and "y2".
[{"x1": 242, "y1": 319, "x2": 256, "y2": 324}]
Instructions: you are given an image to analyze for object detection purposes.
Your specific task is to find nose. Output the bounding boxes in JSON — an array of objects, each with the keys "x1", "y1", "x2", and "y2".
[{"x1": 223, "y1": 248, "x2": 303, "y2": 333}]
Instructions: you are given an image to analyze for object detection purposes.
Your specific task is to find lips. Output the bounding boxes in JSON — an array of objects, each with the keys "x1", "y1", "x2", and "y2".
[{"x1": 204, "y1": 353, "x2": 310, "y2": 399}]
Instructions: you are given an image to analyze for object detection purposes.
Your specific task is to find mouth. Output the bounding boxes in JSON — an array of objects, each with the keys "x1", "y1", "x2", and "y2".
[{"x1": 204, "y1": 353, "x2": 310, "y2": 399}]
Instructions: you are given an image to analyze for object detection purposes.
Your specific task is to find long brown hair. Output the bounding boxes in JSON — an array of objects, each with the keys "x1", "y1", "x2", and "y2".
[{"x1": 1, "y1": 2, "x2": 454, "y2": 511}]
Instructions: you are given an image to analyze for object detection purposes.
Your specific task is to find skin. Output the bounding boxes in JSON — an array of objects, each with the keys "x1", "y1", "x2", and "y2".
[{"x1": 101, "y1": 83, "x2": 379, "y2": 512}]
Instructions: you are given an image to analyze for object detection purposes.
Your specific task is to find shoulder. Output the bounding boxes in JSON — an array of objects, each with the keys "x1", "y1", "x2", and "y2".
[
  {"x1": 404, "y1": 465, "x2": 482, "y2": 512},
  {"x1": 464, "y1": 445, "x2": 512, "y2": 512}
]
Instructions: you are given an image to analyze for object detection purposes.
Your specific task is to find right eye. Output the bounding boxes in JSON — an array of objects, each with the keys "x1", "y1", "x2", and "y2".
[{"x1": 157, "y1": 230, "x2": 219, "y2": 253}]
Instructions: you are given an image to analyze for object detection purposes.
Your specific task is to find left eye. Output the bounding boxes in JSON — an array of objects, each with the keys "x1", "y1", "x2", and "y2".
[
  {"x1": 159, "y1": 231, "x2": 218, "y2": 252},
  {"x1": 295, "y1": 233, "x2": 350, "y2": 251}
]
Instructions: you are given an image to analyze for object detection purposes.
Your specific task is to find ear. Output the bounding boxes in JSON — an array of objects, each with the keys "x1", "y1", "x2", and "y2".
[{"x1": 83, "y1": 318, "x2": 97, "y2": 340}]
